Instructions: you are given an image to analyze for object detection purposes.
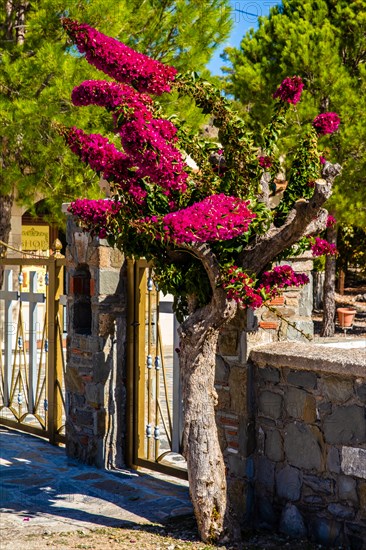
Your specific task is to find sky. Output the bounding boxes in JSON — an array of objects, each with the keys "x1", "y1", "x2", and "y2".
[{"x1": 207, "y1": 1, "x2": 279, "y2": 75}]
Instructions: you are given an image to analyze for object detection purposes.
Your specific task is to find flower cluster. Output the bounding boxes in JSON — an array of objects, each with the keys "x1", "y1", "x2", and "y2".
[
  {"x1": 326, "y1": 214, "x2": 337, "y2": 228},
  {"x1": 68, "y1": 199, "x2": 122, "y2": 237},
  {"x1": 273, "y1": 76, "x2": 304, "y2": 105},
  {"x1": 258, "y1": 155, "x2": 272, "y2": 169},
  {"x1": 118, "y1": 115, "x2": 188, "y2": 195},
  {"x1": 65, "y1": 126, "x2": 131, "y2": 178},
  {"x1": 310, "y1": 237, "x2": 338, "y2": 257},
  {"x1": 223, "y1": 267, "x2": 264, "y2": 309},
  {"x1": 259, "y1": 265, "x2": 309, "y2": 291},
  {"x1": 161, "y1": 194, "x2": 256, "y2": 243},
  {"x1": 70, "y1": 81, "x2": 188, "y2": 200},
  {"x1": 64, "y1": 121, "x2": 189, "y2": 204},
  {"x1": 62, "y1": 19, "x2": 177, "y2": 95},
  {"x1": 312, "y1": 112, "x2": 340, "y2": 135},
  {"x1": 71, "y1": 80, "x2": 153, "y2": 112},
  {"x1": 319, "y1": 155, "x2": 327, "y2": 165},
  {"x1": 222, "y1": 264, "x2": 309, "y2": 309}
]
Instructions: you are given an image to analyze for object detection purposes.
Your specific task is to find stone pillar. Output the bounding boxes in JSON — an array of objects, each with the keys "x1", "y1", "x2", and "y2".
[{"x1": 65, "y1": 214, "x2": 127, "y2": 468}]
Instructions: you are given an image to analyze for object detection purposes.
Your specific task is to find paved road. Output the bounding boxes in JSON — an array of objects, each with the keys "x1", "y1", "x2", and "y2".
[{"x1": 0, "y1": 427, "x2": 192, "y2": 542}]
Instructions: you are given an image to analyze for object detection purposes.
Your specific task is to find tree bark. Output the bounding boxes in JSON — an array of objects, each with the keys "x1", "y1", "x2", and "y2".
[
  {"x1": 321, "y1": 225, "x2": 337, "y2": 337},
  {"x1": 15, "y1": 1, "x2": 28, "y2": 45},
  {"x1": 313, "y1": 271, "x2": 325, "y2": 310},
  {"x1": 178, "y1": 294, "x2": 237, "y2": 542},
  {"x1": 240, "y1": 179, "x2": 334, "y2": 274},
  {"x1": 0, "y1": 192, "x2": 14, "y2": 288},
  {"x1": 240, "y1": 162, "x2": 341, "y2": 274}
]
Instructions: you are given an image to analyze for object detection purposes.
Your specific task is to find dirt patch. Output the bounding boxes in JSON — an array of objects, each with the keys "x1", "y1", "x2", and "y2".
[{"x1": 3, "y1": 515, "x2": 324, "y2": 550}]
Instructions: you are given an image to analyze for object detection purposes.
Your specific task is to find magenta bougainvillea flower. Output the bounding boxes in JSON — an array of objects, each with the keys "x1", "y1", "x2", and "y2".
[
  {"x1": 62, "y1": 19, "x2": 177, "y2": 95},
  {"x1": 312, "y1": 112, "x2": 340, "y2": 135},
  {"x1": 259, "y1": 265, "x2": 309, "y2": 290},
  {"x1": 69, "y1": 79, "x2": 188, "y2": 198},
  {"x1": 310, "y1": 237, "x2": 338, "y2": 256},
  {"x1": 319, "y1": 156, "x2": 327, "y2": 164},
  {"x1": 326, "y1": 215, "x2": 337, "y2": 228},
  {"x1": 64, "y1": 117, "x2": 188, "y2": 201},
  {"x1": 222, "y1": 264, "x2": 309, "y2": 310},
  {"x1": 68, "y1": 198, "x2": 122, "y2": 237},
  {"x1": 273, "y1": 76, "x2": 304, "y2": 105},
  {"x1": 222, "y1": 266, "x2": 263, "y2": 309},
  {"x1": 65, "y1": 127, "x2": 132, "y2": 179},
  {"x1": 118, "y1": 114, "x2": 188, "y2": 194},
  {"x1": 258, "y1": 156, "x2": 272, "y2": 169},
  {"x1": 161, "y1": 194, "x2": 256, "y2": 243},
  {"x1": 71, "y1": 80, "x2": 153, "y2": 112}
]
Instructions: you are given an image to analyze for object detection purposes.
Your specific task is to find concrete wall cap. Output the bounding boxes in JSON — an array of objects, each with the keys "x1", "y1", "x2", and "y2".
[{"x1": 250, "y1": 341, "x2": 366, "y2": 378}]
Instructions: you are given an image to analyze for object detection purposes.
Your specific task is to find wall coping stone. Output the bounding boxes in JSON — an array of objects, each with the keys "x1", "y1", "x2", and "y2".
[{"x1": 250, "y1": 342, "x2": 366, "y2": 378}]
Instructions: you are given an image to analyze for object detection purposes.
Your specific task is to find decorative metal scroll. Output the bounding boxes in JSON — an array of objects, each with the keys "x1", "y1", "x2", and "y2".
[{"x1": 0, "y1": 252, "x2": 66, "y2": 444}]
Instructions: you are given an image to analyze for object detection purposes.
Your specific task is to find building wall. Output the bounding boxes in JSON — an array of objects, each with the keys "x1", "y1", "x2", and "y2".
[{"x1": 249, "y1": 343, "x2": 366, "y2": 548}]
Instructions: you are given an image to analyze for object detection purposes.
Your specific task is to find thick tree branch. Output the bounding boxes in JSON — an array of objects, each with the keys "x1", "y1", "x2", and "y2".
[
  {"x1": 240, "y1": 163, "x2": 341, "y2": 274},
  {"x1": 304, "y1": 208, "x2": 328, "y2": 236},
  {"x1": 177, "y1": 242, "x2": 237, "y2": 334},
  {"x1": 178, "y1": 242, "x2": 221, "y2": 292}
]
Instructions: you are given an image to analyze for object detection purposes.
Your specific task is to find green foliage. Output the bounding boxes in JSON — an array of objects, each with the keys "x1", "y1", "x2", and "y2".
[
  {"x1": 0, "y1": 0, "x2": 232, "y2": 226},
  {"x1": 176, "y1": 74, "x2": 260, "y2": 197},
  {"x1": 338, "y1": 225, "x2": 366, "y2": 272},
  {"x1": 313, "y1": 255, "x2": 326, "y2": 272},
  {"x1": 224, "y1": 0, "x2": 366, "y2": 228},
  {"x1": 275, "y1": 130, "x2": 320, "y2": 224},
  {"x1": 153, "y1": 260, "x2": 212, "y2": 323}
]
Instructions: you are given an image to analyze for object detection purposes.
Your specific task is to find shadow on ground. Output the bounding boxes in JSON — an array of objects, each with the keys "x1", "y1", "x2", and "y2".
[{"x1": 0, "y1": 427, "x2": 191, "y2": 535}]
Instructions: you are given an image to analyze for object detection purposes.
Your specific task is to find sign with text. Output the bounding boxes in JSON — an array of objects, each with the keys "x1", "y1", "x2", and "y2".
[{"x1": 22, "y1": 225, "x2": 50, "y2": 251}]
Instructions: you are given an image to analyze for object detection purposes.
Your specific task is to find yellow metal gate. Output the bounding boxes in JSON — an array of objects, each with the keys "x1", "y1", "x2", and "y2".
[
  {"x1": 0, "y1": 242, "x2": 66, "y2": 444},
  {"x1": 127, "y1": 260, "x2": 187, "y2": 479}
]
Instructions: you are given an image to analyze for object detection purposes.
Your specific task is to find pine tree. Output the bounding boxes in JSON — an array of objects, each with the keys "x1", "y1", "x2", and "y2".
[
  {"x1": 224, "y1": 0, "x2": 366, "y2": 335},
  {"x1": 0, "y1": 0, "x2": 232, "y2": 268},
  {"x1": 224, "y1": 0, "x2": 366, "y2": 227}
]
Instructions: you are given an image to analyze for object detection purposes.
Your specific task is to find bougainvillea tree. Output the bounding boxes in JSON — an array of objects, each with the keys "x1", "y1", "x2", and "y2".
[{"x1": 61, "y1": 19, "x2": 341, "y2": 543}]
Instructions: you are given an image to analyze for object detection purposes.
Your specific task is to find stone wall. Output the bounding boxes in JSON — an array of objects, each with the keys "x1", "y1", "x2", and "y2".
[
  {"x1": 65, "y1": 215, "x2": 127, "y2": 468},
  {"x1": 250, "y1": 342, "x2": 366, "y2": 548},
  {"x1": 214, "y1": 256, "x2": 315, "y2": 525}
]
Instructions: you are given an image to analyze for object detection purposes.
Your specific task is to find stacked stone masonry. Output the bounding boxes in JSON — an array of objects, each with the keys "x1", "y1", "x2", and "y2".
[
  {"x1": 65, "y1": 216, "x2": 127, "y2": 469},
  {"x1": 250, "y1": 343, "x2": 366, "y2": 549},
  {"x1": 214, "y1": 257, "x2": 315, "y2": 527}
]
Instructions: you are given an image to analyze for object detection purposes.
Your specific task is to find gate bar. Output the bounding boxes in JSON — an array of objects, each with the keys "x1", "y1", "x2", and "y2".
[{"x1": 3, "y1": 270, "x2": 17, "y2": 406}]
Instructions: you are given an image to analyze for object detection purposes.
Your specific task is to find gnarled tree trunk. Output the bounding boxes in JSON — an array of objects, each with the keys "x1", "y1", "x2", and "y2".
[{"x1": 178, "y1": 294, "x2": 237, "y2": 542}]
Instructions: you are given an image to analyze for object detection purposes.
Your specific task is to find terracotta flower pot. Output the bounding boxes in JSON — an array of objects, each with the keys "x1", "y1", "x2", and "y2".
[{"x1": 337, "y1": 308, "x2": 356, "y2": 328}]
